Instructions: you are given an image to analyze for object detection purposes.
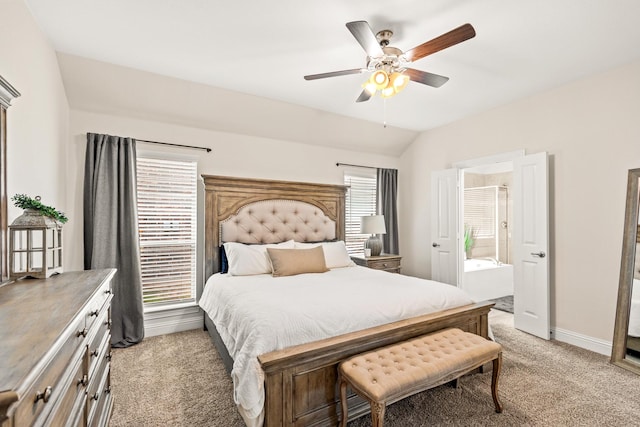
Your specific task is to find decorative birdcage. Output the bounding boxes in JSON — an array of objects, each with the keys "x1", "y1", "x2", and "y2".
[{"x1": 9, "y1": 208, "x2": 63, "y2": 279}]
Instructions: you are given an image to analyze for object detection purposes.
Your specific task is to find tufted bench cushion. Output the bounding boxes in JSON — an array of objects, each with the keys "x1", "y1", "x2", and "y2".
[{"x1": 339, "y1": 328, "x2": 503, "y2": 427}]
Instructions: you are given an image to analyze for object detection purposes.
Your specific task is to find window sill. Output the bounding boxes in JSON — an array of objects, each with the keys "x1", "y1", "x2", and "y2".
[{"x1": 144, "y1": 300, "x2": 198, "y2": 314}]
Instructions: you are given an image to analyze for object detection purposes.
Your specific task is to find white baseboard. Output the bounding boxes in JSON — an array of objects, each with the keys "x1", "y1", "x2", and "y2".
[
  {"x1": 144, "y1": 304, "x2": 203, "y2": 338},
  {"x1": 551, "y1": 326, "x2": 612, "y2": 356}
]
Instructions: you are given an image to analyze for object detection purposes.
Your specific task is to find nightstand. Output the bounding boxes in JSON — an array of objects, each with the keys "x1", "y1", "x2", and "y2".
[{"x1": 351, "y1": 254, "x2": 402, "y2": 274}]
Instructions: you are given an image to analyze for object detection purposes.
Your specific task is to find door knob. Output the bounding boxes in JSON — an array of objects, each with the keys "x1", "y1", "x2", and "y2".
[
  {"x1": 432, "y1": 243, "x2": 440, "y2": 248},
  {"x1": 531, "y1": 251, "x2": 546, "y2": 258}
]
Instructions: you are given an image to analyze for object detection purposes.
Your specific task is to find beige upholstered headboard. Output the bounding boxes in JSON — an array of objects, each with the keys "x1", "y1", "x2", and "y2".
[{"x1": 203, "y1": 175, "x2": 347, "y2": 279}]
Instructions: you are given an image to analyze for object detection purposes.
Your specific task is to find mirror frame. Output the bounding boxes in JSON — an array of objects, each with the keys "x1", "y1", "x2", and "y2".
[
  {"x1": 0, "y1": 76, "x2": 20, "y2": 285},
  {"x1": 611, "y1": 168, "x2": 640, "y2": 374}
]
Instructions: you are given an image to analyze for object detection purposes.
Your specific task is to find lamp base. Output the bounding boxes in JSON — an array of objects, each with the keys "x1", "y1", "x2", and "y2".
[{"x1": 365, "y1": 235, "x2": 383, "y2": 257}]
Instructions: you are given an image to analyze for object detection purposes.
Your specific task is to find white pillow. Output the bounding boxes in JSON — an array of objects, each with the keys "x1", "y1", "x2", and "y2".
[
  {"x1": 294, "y1": 240, "x2": 355, "y2": 269},
  {"x1": 224, "y1": 240, "x2": 295, "y2": 276}
]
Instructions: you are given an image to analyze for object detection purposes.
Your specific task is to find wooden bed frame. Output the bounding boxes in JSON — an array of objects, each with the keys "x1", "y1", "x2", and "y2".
[{"x1": 202, "y1": 175, "x2": 493, "y2": 427}]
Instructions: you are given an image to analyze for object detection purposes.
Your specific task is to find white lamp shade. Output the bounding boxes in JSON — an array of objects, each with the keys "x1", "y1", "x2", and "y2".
[{"x1": 361, "y1": 215, "x2": 386, "y2": 234}]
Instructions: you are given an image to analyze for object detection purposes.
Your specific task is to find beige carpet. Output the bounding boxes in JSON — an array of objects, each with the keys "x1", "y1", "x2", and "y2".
[{"x1": 110, "y1": 311, "x2": 640, "y2": 426}]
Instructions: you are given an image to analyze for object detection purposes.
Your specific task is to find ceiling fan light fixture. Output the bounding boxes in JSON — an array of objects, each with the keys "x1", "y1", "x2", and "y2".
[
  {"x1": 389, "y1": 72, "x2": 409, "y2": 93},
  {"x1": 370, "y1": 70, "x2": 389, "y2": 90},
  {"x1": 363, "y1": 81, "x2": 377, "y2": 95},
  {"x1": 380, "y1": 85, "x2": 396, "y2": 98}
]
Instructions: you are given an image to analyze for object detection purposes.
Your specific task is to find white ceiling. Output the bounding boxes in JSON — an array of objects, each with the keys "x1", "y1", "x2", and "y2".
[{"x1": 24, "y1": 0, "x2": 640, "y2": 148}]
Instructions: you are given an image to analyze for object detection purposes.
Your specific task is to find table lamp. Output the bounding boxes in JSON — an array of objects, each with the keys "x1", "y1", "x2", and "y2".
[{"x1": 361, "y1": 215, "x2": 386, "y2": 256}]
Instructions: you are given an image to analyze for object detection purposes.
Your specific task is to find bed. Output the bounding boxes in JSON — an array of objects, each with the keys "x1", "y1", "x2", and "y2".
[{"x1": 201, "y1": 175, "x2": 493, "y2": 427}]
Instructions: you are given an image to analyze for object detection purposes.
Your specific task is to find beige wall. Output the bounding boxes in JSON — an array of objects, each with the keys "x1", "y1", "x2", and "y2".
[
  {"x1": 399, "y1": 59, "x2": 640, "y2": 342},
  {"x1": 66, "y1": 109, "x2": 399, "y2": 270},
  {"x1": 0, "y1": 0, "x2": 70, "y2": 264}
]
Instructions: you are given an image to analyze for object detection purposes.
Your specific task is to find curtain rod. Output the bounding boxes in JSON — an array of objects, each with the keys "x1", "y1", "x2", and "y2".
[
  {"x1": 136, "y1": 138, "x2": 212, "y2": 153},
  {"x1": 336, "y1": 162, "x2": 376, "y2": 169}
]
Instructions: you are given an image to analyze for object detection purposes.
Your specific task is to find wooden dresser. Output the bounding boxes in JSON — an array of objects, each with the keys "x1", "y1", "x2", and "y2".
[
  {"x1": 351, "y1": 254, "x2": 402, "y2": 273},
  {"x1": 0, "y1": 269, "x2": 116, "y2": 427}
]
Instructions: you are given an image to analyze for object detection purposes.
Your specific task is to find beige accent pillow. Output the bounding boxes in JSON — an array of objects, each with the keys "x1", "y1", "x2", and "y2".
[{"x1": 266, "y1": 246, "x2": 329, "y2": 277}]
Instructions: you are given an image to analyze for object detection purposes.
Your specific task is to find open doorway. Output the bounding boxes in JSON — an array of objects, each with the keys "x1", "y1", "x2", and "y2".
[
  {"x1": 431, "y1": 150, "x2": 550, "y2": 339},
  {"x1": 460, "y1": 161, "x2": 514, "y2": 314}
]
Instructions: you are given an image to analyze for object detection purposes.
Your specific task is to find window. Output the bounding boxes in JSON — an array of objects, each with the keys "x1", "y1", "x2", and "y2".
[
  {"x1": 344, "y1": 170, "x2": 377, "y2": 255},
  {"x1": 136, "y1": 156, "x2": 197, "y2": 307}
]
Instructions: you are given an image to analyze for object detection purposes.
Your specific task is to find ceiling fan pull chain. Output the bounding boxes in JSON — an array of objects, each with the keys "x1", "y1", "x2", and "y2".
[{"x1": 383, "y1": 98, "x2": 387, "y2": 128}]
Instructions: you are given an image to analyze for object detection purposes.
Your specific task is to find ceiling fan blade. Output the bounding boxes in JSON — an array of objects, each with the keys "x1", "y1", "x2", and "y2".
[
  {"x1": 356, "y1": 89, "x2": 372, "y2": 103},
  {"x1": 304, "y1": 68, "x2": 365, "y2": 80},
  {"x1": 404, "y1": 68, "x2": 449, "y2": 88},
  {"x1": 403, "y1": 23, "x2": 476, "y2": 62},
  {"x1": 346, "y1": 21, "x2": 384, "y2": 57}
]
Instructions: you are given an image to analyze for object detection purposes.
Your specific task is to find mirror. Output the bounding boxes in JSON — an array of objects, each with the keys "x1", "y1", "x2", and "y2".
[{"x1": 611, "y1": 168, "x2": 640, "y2": 374}]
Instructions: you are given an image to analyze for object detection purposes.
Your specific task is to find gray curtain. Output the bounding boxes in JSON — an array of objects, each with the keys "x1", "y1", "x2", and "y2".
[
  {"x1": 84, "y1": 133, "x2": 144, "y2": 348},
  {"x1": 377, "y1": 168, "x2": 399, "y2": 255}
]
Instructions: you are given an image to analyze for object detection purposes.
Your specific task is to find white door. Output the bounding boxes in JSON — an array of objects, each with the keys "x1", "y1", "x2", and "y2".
[
  {"x1": 430, "y1": 169, "x2": 459, "y2": 285},
  {"x1": 513, "y1": 152, "x2": 550, "y2": 339}
]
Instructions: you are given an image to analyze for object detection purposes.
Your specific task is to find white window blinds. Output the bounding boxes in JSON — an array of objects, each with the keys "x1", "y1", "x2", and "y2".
[
  {"x1": 344, "y1": 170, "x2": 377, "y2": 255},
  {"x1": 136, "y1": 157, "x2": 197, "y2": 306}
]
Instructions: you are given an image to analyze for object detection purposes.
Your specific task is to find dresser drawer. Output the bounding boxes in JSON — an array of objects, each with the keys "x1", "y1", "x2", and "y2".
[
  {"x1": 41, "y1": 355, "x2": 86, "y2": 427},
  {"x1": 87, "y1": 354, "x2": 110, "y2": 427},
  {"x1": 85, "y1": 280, "x2": 113, "y2": 332},
  {"x1": 88, "y1": 326, "x2": 110, "y2": 381},
  {"x1": 11, "y1": 315, "x2": 87, "y2": 426}
]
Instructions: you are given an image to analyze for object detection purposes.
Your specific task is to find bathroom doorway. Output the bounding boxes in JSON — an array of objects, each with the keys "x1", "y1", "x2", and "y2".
[
  {"x1": 461, "y1": 161, "x2": 514, "y2": 303},
  {"x1": 431, "y1": 150, "x2": 550, "y2": 339}
]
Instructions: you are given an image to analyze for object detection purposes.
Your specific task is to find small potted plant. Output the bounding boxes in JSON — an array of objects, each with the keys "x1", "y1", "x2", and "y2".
[{"x1": 464, "y1": 224, "x2": 474, "y2": 259}]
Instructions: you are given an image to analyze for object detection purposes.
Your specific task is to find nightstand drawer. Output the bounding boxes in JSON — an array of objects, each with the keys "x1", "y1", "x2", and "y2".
[
  {"x1": 367, "y1": 258, "x2": 401, "y2": 272},
  {"x1": 351, "y1": 254, "x2": 402, "y2": 273}
]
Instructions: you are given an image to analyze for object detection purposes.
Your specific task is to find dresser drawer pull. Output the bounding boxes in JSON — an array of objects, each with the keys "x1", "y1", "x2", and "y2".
[
  {"x1": 34, "y1": 386, "x2": 52, "y2": 403},
  {"x1": 104, "y1": 289, "x2": 112, "y2": 295},
  {"x1": 77, "y1": 328, "x2": 88, "y2": 338},
  {"x1": 105, "y1": 320, "x2": 112, "y2": 328},
  {"x1": 77, "y1": 375, "x2": 88, "y2": 387},
  {"x1": 92, "y1": 392, "x2": 100, "y2": 401},
  {"x1": 105, "y1": 386, "x2": 112, "y2": 394},
  {"x1": 382, "y1": 263, "x2": 388, "y2": 267},
  {"x1": 89, "y1": 309, "x2": 100, "y2": 317},
  {"x1": 106, "y1": 351, "x2": 112, "y2": 361},
  {"x1": 90, "y1": 348, "x2": 99, "y2": 357}
]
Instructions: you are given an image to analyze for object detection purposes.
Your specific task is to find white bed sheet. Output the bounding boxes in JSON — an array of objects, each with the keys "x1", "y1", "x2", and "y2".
[{"x1": 198, "y1": 266, "x2": 475, "y2": 424}]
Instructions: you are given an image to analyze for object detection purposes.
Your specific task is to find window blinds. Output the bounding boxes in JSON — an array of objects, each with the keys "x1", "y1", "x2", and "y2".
[
  {"x1": 136, "y1": 157, "x2": 197, "y2": 306},
  {"x1": 344, "y1": 170, "x2": 377, "y2": 255}
]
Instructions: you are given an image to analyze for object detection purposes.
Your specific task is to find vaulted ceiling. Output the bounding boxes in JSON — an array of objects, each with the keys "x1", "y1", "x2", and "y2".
[{"x1": 25, "y1": 0, "x2": 640, "y2": 155}]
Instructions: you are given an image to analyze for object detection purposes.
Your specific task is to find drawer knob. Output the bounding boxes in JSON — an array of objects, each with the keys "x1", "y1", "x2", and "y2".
[
  {"x1": 92, "y1": 392, "x2": 100, "y2": 401},
  {"x1": 104, "y1": 289, "x2": 112, "y2": 295},
  {"x1": 382, "y1": 263, "x2": 388, "y2": 267},
  {"x1": 90, "y1": 348, "x2": 99, "y2": 357},
  {"x1": 77, "y1": 328, "x2": 88, "y2": 338},
  {"x1": 34, "y1": 386, "x2": 52, "y2": 403},
  {"x1": 106, "y1": 351, "x2": 113, "y2": 361},
  {"x1": 77, "y1": 375, "x2": 88, "y2": 387},
  {"x1": 105, "y1": 386, "x2": 112, "y2": 394},
  {"x1": 105, "y1": 320, "x2": 112, "y2": 328},
  {"x1": 89, "y1": 309, "x2": 99, "y2": 317}
]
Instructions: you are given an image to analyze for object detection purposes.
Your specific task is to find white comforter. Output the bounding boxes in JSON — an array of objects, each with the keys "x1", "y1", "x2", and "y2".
[{"x1": 198, "y1": 266, "x2": 474, "y2": 423}]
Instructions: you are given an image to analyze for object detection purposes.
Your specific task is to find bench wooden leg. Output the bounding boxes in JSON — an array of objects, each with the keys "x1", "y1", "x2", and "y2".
[
  {"x1": 339, "y1": 375, "x2": 349, "y2": 427},
  {"x1": 371, "y1": 401, "x2": 386, "y2": 427},
  {"x1": 491, "y1": 353, "x2": 503, "y2": 413}
]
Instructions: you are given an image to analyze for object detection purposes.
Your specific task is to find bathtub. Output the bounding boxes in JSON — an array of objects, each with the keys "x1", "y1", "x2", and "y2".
[{"x1": 462, "y1": 259, "x2": 514, "y2": 301}]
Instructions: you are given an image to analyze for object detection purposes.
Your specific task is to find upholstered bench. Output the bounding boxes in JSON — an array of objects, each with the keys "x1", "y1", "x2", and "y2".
[{"x1": 339, "y1": 328, "x2": 503, "y2": 427}]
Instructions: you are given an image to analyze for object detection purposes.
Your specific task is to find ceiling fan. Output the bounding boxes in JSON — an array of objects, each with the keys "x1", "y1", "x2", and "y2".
[{"x1": 304, "y1": 21, "x2": 476, "y2": 102}]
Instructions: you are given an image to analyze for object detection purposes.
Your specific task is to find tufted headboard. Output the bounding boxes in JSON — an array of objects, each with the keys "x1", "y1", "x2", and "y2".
[{"x1": 203, "y1": 175, "x2": 347, "y2": 279}]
